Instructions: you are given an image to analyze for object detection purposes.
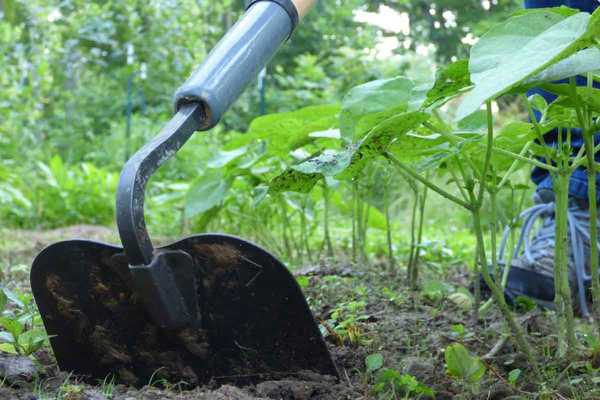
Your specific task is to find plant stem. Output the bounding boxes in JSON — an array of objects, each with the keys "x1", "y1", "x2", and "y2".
[
  {"x1": 323, "y1": 182, "x2": 334, "y2": 258},
  {"x1": 553, "y1": 169, "x2": 577, "y2": 359},
  {"x1": 384, "y1": 183, "x2": 396, "y2": 270},
  {"x1": 362, "y1": 201, "x2": 371, "y2": 262},
  {"x1": 475, "y1": 102, "x2": 541, "y2": 377},
  {"x1": 411, "y1": 183, "x2": 428, "y2": 290},
  {"x1": 498, "y1": 142, "x2": 533, "y2": 189},
  {"x1": 492, "y1": 147, "x2": 557, "y2": 172},
  {"x1": 579, "y1": 73, "x2": 600, "y2": 333},
  {"x1": 385, "y1": 153, "x2": 472, "y2": 210},
  {"x1": 408, "y1": 187, "x2": 419, "y2": 286},
  {"x1": 472, "y1": 206, "x2": 541, "y2": 379},
  {"x1": 280, "y1": 197, "x2": 293, "y2": 261},
  {"x1": 352, "y1": 181, "x2": 357, "y2": 263},
  {"x1": 584, "y1": 133, "x2": 600, "y2": 332}
]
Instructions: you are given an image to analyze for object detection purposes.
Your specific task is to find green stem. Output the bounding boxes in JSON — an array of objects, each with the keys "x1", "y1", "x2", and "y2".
[
  {"x1": 385, "y1": 153, "x2": 472, "y2": 210},
  {"x1": 362, "y1": 201, "x2": 371, "y2": 262},
  {"x1": 553, "y1": 170, "x2": 577, "y2": 359},
  {"x1": 580, "y1": 73, "x2": 600, "y2": 333},
  {"x1": 407, "y1": 187, "x2": 419, "y2": 286},
  {"x1": 384, "y1": 184, "x2": 396, "y2": 270},
  {"x1": 448, "y1": 163, "x2": 470, "y2": 201},
  {"x1": 323, "y1": 182, "x2": 334, "y2": 258},
  {"x1": 584, "y1": 134, "x2": 600, "y2": 333},
  {"x1": 411, "y1": 183, "x2": 428, "y2": 290},
  {"x1": 352, "y1": 182, "x2": 357, "y2": 263},
  {"x1": 472, "y1": 206, "x2": 541, "y2": 379},
  {"x1": 280, "y1": 198, "x2": 293, "y2": 262},
  {"x1": 492, "y1": 147, "x2": 557, "y2": 172},
  {"x1": 476, "y1": 101, "x2": 495, "y2": 203},
  {"x1": 498, "y1": 142, "x2": 533, "y2": 189}
]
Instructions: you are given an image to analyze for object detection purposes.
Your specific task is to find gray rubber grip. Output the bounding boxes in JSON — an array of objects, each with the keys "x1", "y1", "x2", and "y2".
[{"x1": 173, "y1": 2, "x2": 293, "y2": 130}]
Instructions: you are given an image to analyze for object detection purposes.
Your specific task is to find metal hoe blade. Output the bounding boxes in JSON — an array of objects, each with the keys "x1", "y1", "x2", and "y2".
[{"x1": 31, "y1": 234, "x2": 338, "y2": 386}]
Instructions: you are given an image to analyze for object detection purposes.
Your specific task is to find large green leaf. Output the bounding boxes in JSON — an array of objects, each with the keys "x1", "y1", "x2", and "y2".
[
  {"x1": 268, "y1": 111, "x2": 428, "y2": 193},
  {"x1": 228, "y1": 104, "x2": 340, "y2": 157},
  {"x1": 458, "y1": 10, "x2": 592, "y2": 120},
  {"x1": 424, "y1": 59, "x2": 472, "y2": 109},
  {"x1": 524, "y1": 48, "x2": 600, "y2": 86},
  {"x1": 338, "y1": 111, "x2": 429, "y2": 179},
  {"x1": 340, "y1": 77, "x2": 417, "y2": 142},
  {"x1": 185, "y1": 170, "x2": 231, "y2": 217}
]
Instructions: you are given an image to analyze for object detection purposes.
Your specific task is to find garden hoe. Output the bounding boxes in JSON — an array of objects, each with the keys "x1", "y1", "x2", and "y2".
[{"x1": 31, "y1": 0, "x2": 338, "y2": 387}]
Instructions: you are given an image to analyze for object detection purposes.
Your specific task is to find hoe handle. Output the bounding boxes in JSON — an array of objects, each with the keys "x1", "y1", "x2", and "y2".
[
  {"x1": 173, "y1": 0, "x2": 316, "y2": 129},
  {"x1": 118, "y1": 0, "x2": 315, "y2": 267}
]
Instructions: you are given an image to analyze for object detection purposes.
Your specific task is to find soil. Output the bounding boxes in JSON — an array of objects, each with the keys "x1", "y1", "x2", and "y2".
[{"x1": 2, "y1": 227, "x2": 600, "y2": 399}]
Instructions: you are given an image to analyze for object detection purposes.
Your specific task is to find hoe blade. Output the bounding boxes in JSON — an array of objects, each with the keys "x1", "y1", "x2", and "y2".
[{"x1": 31, "y1": 234, "x2": 337, "y2": 386}]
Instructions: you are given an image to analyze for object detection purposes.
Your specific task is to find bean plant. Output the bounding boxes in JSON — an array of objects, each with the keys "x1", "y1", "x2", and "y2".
[{"x1": 175, "y1": 5, "x2": 600, "y2": 381}]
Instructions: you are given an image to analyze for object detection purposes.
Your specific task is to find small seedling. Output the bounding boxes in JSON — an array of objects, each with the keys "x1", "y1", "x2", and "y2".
[
  {"x1": 508, "y1": 369, "x2": 522, "y2": 386},
  {"x1": 373, "y1": 369, "x2": 435, "y2": 399},
  {"x1": 365, "y1": 353, "x2": 384, "y2": 374},
  {"x1": 0, "y1": 287, "x2": 48, "y2": 355},
  {"x1": 450, "y1": 324, "x2": 466, "y2": 340},
  {"x1": 444, "y1": 343, "x2": 486, "y2": 385},
  {"x1": 325, "y1": 300, "x2": 372, "y2": 346}
]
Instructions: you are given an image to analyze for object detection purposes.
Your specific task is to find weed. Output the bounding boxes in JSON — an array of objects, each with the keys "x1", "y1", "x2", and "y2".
[{"x1": 0, "y1": 287, "x2": 47, "y2": 355}]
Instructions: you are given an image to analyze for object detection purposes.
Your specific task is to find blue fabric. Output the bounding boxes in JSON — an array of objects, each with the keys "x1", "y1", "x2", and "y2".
[
  {"x1": 525, "y1": 0, "x2": 598, "y2": 12},
  {"x1": 525, "y1": 0, "x2": 600, "y2": 202}
]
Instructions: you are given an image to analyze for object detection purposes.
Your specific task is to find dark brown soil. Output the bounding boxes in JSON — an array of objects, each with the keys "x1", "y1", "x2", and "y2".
[{"x1": 4, "y1": 227, "x2": 600, "y2": 399}]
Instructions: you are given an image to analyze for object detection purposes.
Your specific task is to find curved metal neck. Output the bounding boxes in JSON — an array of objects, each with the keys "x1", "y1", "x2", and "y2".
[{"x1": 116, "y1": 104, "x2": 204, "y2": 266}]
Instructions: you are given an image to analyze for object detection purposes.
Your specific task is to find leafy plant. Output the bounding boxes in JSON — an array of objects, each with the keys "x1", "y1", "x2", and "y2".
[
  {"x1": 444, "y1": 343, "x2": 486, "y2": 385},
  {"x1": 366, "y1": 353, "x2": 384, "y2": 373},
  {"x1": 0, "y1": 287, "x2": 47, "y2": 356},
  {"x1": 373, "y1": 369, "x2": 435, "y2": 399},
  {"x1": 508, "y1": 369, "x2": 522, "y2": 386},
  {"x1": 324, "y1": 300, "x2": 371, "y2": 346}
]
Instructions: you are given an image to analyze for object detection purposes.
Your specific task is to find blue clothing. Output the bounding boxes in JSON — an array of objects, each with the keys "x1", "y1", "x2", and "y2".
[{"x1": 525, "y1": 0, "x2": 600, "y2": 202}]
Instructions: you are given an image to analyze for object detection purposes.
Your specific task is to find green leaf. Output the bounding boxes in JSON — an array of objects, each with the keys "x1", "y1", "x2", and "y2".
[
  {"x1": 340, "y1": 77, "x2": 417, "y2": 142},
  {"x1": 0, "y1": 331, "x2": 14, "y2": 343},
  {"x1": 296, "y1": 276, "x2": 310, "y2": 289},
  {"x1": 240, "y1": 105, "x2": 340, "y2": 157},
  {"x1": 525, "y1": 48, "x2": 600, "y2": 86},
  {"x1": 207, "y1": 147, "x2": 247, "y2": 169},
  {"x1": 424, "y1": 59, "x2": 472, "y2": 108},
  {"x1": 457, "y1": 110, "x2": 487, "y2": 133},
  {"x1": 508, "y1": 369, "x2": 522, "y2": 384},
  {"x1": 4, "y1": 288, "x2": 24, "y2": 308},
  {"x1": 490, "y1": 121, "x2": 537, "y2": 171},
  {"x1": 293, "y1": 149, "x2": 354, "y2": 177},
  {"x1": 579, "y1": 87, "x2": 600, "y2": 113},
  {"x1": 18, "y1": 327, "x2": 48, "y2": 355},
  {"x1": 269, "y1": 111, "x2": 428, "y2": 193},
  {"x1": 185, "y1": 170, "x2": 231, "y2": 217},
  {"x1": 445, "y1": 343, "x2": 486, "y2": 384},
  {"x1": 459, "y1": 11, "x2": 592, "y2": 120},
  {"x1": 0, "y1": 343, "x2": 18, "y2": 354},
  {"x1": 268, "y1": 169, "x2": 320, "y2": 194},
  {"x1": 0, "y1": 317, "x2": 24, "y2": 338},
  {"x1": 365, "y1": 353, "x2": 384, "y2": 373},
  {"x1": 0, "y1": 289, "x2": 7, "y2": 313},
  {"x1": 338, "y1": 111, "x2": 429, "y2": 179}
]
